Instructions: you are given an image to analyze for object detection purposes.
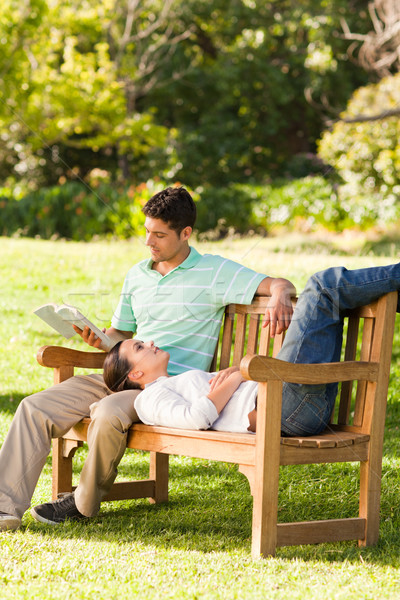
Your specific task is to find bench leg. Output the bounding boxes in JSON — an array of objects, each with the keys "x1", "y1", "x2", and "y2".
[
  {"x1": 251, "y1": 381, "x2": 282, "y2": 558},
  {"x1": 238, "y1": 465, "x2": 255, "y2": 495},
  {"x1": 251, "y1": 459, "x2": 280, "y2": 558},
  {"x1": 52, "y1": 438, "x2": 82, "y2": 500},
  {"x1": 358, "y1": 459, "x2": 381, "y2": 546},
  {"x1": 149, "y1": 452, "x2": 169, "y2": 504}
]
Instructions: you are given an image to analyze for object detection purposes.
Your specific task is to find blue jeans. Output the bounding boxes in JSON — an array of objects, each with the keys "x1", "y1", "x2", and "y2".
[{"x1": 277, "y1": 264, "x2": 400, "y2": 436}]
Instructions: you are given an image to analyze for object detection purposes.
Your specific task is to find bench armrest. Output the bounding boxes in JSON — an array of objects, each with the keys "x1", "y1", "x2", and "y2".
[
  {"x1": 240, "y1": 354, "x2": 379, "y2": 384},
  {"x1": 37, "y1": 345, "x2": 107, "y2": 369}
]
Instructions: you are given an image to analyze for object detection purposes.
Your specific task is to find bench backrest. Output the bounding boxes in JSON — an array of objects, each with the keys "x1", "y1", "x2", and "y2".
[
  {"x1": 211, "y1": 293, "x2": 397, "y2": 434},
  {"x1": 38, "y1": 293, "x2": 396, "y2": 436},
  {"x1": 336, "y1": 296, "x2": 396, "y2": 432},
  {"x1": 210, "y1": 296, "x2": 287, "y2": 372}
]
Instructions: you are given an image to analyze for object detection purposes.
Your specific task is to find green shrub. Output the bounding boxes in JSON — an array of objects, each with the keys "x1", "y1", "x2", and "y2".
[
  {"x1": 196, "y1": 177, "x2": 342, "y2": 236},
  {"x1": 252, "y1": 176, "x2": 345, "y2": 232},
  {"x1": 195, "y1": 185, "x2": 260, "y2": 234},
  {"x1": 0, "y1": 180, "x2": 170, "y2": 240},
  {"x1": 0, "y1": 175, "x2": 374, "y2": 241},
  {"x1": 318, "y1": 72, "x2": 400, "y2": 226}
]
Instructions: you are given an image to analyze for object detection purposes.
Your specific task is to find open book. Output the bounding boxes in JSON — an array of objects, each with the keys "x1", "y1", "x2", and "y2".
[{"x1": 34, "y1": 303, "x2": 114, "y2": 351}]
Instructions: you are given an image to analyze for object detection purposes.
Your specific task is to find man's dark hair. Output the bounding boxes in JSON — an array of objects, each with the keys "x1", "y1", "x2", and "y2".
[
  {"x1": 103, "y1": 341, "x2": 142, "y2": 392},
  {"x1": 142, "y1": 187, "x2": 196, "y2": 234}
]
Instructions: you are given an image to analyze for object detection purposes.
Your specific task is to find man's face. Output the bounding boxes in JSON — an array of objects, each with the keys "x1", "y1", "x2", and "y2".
[{"x1": 144, "y1": 217, "x2": 188, "y2": 264}]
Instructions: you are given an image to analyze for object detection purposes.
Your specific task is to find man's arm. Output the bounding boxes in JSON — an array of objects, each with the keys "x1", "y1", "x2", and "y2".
[
  {"x1": 72, "y1": 325, "x2": 133, "y2": 351},
  {"x1": 255, "y1": 277, "x2": 296, "y2": 337}
]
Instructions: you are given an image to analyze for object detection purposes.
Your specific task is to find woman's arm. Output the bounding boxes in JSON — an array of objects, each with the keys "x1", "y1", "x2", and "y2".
[
  {"x1": 135, "y1": 378, "x2": 219, "y2": 430},
  {"x1": 135, "y1": 370, "x2": 245, "y2": 430},
  {"x1": 208, "y1": 366, "x2": 240, "y2": 392},
  {"x1": 207, "y1": 370, "x2": 245, "y2": 414}
]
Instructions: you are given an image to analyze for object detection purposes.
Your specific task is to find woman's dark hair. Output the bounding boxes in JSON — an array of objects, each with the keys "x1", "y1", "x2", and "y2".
[
  {"x1": 142, "y1": 186, "x2": 196, "y2": 234},
  {"x1": 103, "y1": 341, "x2": 142, "y2": 392}
]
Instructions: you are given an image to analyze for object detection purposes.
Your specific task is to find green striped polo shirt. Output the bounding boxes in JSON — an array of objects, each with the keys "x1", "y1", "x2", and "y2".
[{"x1": 111, "y1": 247, "x2": 266, "y2": 375}]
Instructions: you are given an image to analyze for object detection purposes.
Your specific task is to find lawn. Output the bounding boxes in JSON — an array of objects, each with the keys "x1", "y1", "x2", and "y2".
[{"x1": 1, "y1": 235, "x2": 400, "y2": 599}]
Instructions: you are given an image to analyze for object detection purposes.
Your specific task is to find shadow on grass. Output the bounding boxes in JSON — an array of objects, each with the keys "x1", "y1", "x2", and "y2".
[
  {"x1": 0, "y1": 393, "x2": 25, "y2": 416},
  {"x1": 22, "y1": 455, "x2": 400, "y2": 566},
  {"x1": 360, "y1": 235, "x2": 400, "y2": 257},
  {"x1": 3, "y1": 380, "x2": 400, "y2": 564},
  {"x1": 23, "y1": 496, "x2": 400, "y2": 566}
]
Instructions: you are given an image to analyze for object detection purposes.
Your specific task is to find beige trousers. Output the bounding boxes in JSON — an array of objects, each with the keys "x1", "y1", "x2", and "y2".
[{"x1": 0, "y1": 374, "x2": 139, "y2": 519}]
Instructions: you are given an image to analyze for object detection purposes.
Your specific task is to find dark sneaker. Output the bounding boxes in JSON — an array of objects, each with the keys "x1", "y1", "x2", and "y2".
[
  {"x1": 0, "y1": 511, "x2": 21, "y2": 531},
  {"x1": 31, "y1": 492, "x2": 87, "y2": 525}
]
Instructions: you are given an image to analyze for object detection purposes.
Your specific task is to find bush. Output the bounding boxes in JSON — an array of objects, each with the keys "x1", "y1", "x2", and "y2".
[
  {"x1": 0, "y1": 175, "x2": 373, "y2": 241},
  {"x1": 318, "y1": 72, "x2": 400, "y2": 227},
  {"x1": 196, "y1": 177, "x2": 342, "y2": 236},
  {"x1": 0, "y1": 180, "x2": 169, "y2": 240},
  {"x1": 252, "y1": 176, "x2": 345, "y2": 232},
  {"x1": 195, "y1": 185, "x2": 260, "y2": 234}
]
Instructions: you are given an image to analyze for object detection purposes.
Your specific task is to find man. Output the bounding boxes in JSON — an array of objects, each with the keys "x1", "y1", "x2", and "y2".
[{"x1": 0, "y1": 186, "x2": 295, "y2": 530}]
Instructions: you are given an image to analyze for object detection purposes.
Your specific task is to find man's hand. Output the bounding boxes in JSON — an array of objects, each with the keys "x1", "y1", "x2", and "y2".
[
  {"x1": 72, "y1": 325, "x2": 133, "y2": 351},
  {"x1": 262, "y1": 289, "x2": 294, "y2": 336},
  {"x1": 256, "y1": 277, "x2": 296, "y2": 337},
  {"x1": 72, "y1": 325, "x2": 105, "y2": 349}
]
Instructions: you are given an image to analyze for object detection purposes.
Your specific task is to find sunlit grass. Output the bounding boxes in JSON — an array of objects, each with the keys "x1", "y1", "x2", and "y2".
[{"x1": 1, "y1": 236, "x2": 400, "y2": 599}]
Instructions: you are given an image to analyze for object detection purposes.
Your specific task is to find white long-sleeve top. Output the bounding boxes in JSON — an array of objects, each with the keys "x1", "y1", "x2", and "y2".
[{"x1": 134, "y1": 370, "x2": 258, "y2": 433}]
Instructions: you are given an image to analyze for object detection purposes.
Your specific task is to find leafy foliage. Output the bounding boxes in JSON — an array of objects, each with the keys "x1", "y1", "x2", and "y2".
[
  {"x1": 252, "y1": 176, "x2": 345, "y2": 231},
  {"x1": 1, "y1": 0, "x2": 394, "y2": 235},
  {"x1": 147, "y1": 0, "x2": 370, "y2": 186},
  {"x1": 0, "y1": 176, "x2": 353, "y2": 240},
  {"x1": 318, "y1": 72, "x2": 400, "y2": 226},
  {"x1": 0, "y1": 0, "x2": 370, "y2": 189},
  {"x1": 0, "y1": 0, "x2": 173, "y2": 187},
  {"x1": 0, "y1": 179, "x2": 170, "y2": 240}
]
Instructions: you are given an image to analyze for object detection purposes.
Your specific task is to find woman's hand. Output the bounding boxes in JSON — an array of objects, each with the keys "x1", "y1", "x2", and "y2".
[
  {"x1": 207, "y1": 368, "x2": 246, "y2": 414},
  {"x1": 209, "y1": 366, "x2": 242, "y2": 391}
]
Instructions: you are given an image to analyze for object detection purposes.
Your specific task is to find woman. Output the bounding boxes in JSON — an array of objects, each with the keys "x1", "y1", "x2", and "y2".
[{"x1": 103, "y1": 339, "x2": 258, "y2": 433}]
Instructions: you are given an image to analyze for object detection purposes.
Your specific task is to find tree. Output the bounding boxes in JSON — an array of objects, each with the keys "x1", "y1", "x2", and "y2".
[
  {"x1": 0, "y1": 0, "x2": 48, "y2": 186},
  {"x1": 102, "y1": 0, "x2": 195, "y2": 178},
  {"x1": 341, "y1": 0, "x2": 400, "y2": 78},
  {"x1": 0, "y1": 0, "x2": 373, "y2": 189},
  {"x1": 0, "y1": 0, "x2": 193, "y2": 187},
  {"x1": 147, "y1": 0, "x2": 370, "y2": 185}
]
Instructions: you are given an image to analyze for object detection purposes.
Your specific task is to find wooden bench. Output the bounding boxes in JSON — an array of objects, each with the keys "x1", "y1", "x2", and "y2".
[{"x1": 36, "y1": 292, "x2": 398, "y2": 557}]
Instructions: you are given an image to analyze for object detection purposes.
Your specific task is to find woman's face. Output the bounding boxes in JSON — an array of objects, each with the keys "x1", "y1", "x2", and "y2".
[{"x1": 119, "y1": 339, "x2": 169, "y2": 385}]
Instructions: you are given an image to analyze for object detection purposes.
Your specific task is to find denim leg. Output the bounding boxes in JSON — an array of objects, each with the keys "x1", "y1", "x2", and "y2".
[{"x1": 278, "y1": 263, "x2": 400, "y2": 436}]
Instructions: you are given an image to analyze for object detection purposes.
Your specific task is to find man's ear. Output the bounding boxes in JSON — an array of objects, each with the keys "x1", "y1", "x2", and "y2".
[
  {"x1": 127, "y1": 370, "x2": 143, "y2": 382},
  {"x1": 180, "y1": 226, "x2": 192, "y2": 241}
]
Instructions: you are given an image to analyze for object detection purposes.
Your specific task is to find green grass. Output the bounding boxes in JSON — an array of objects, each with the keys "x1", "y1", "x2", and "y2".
[{"x1": 1, "y1": 235, "x2": 400, "y2": 599}]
